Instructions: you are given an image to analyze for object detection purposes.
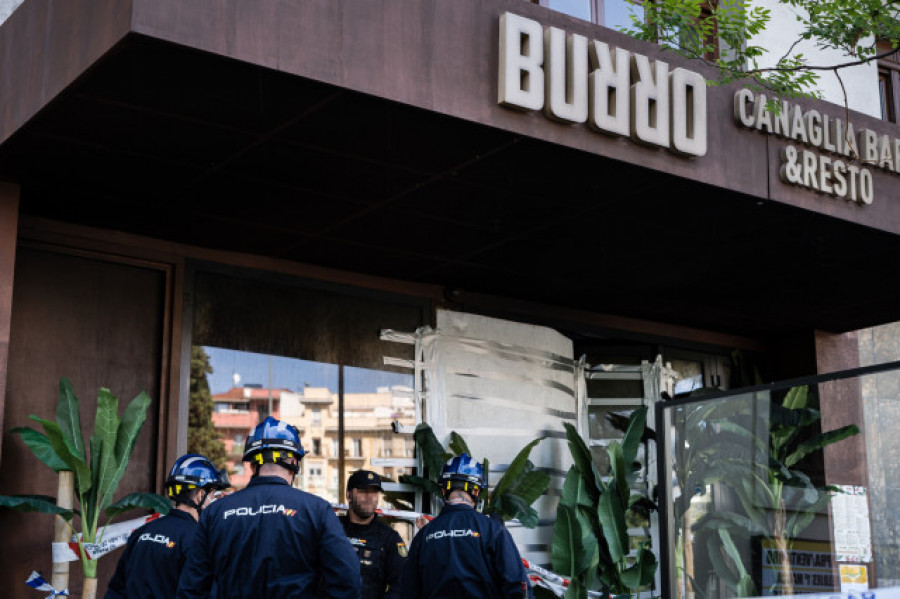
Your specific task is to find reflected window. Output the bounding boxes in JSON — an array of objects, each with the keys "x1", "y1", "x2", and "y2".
[
  {"x1": 531, "y1": 0, "x2": 644, "y2": 31},
  {"x1": 546, "y1": 0, "x2": 591, "y2": 21},
  {"x1": 190, "y1": 267, "x2": 424, "y2": 504}
]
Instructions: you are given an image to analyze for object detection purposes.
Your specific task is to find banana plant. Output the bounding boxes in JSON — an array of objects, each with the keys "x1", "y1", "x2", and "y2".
[
  {"x1": 399, "y1": 423, "x2": 550, "y2": 527},
  {"x1": 682, "y1": 385, "x2": 859, "y2": 596},
  {"x1": 548, "y1": 406, "x2": 657, "y2": 599},
  {"x1": 0, "y1": 378, "x2": 169, "y2": 599}
]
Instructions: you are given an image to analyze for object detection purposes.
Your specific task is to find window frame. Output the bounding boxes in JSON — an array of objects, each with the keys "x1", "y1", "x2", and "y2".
[{"x1": 877, "y1": 39, "x2": 900, "y2": 123}]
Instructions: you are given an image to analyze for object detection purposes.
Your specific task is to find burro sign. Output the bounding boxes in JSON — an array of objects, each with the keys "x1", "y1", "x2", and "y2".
[
  {"x1": 498, "y1": 12, "x2": 707, "y2": 157},
  {"x1": 735, "y1": 89, "x2": 900, "y2": 205}
]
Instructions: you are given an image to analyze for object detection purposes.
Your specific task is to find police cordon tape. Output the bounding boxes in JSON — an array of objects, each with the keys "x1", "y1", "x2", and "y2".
[
  {"x1": 50, "y1": 512, "x2": 161, "y2": 562},
  {"x1": 25, "y1": 571, "x2": 69, "y2": 598},
  {"x1": 522, "y1": 558, "x2": 607, "y2": 598},
  {"x1": 331, "y1": 503, "x2": 435, "y2": 523}
]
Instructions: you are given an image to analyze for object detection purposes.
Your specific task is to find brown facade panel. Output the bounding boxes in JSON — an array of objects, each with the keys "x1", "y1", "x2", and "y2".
[
  {"x1": 0, "y1": 182, "x2": 17, "y2": 465},
  {"x1": 815, "y1": 329, "x2": 868, "y2": 487},
  {"x1": 0, "y1": 0, "x2": 132, "y2": 144},
  {"x1": 0, "y1": 247, "x2": 165, "y2": 599},
  {"x1": 127, "y1": 0, "x2": 900, "y2": 232}
]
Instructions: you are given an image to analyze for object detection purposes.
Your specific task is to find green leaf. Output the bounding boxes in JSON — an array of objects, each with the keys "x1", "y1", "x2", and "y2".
[
  {"x1": 718, "y1": 527, "x2": 750, "y2": 579},
  {"x1": 493, "y1": 494, "x2": 540, "y2": 528},
  {"x1": 506, "y1": 469, "x2": 551, "y2": 506},
  {"x1": 786, "y1": 488, "x2": 833, "y2": 538},
  {"x1": 11, "y1": 427, "x2": 69, "y2": 472},
  {"x1": 606, "y1": 442, "x2": 629, "y2": 506},
  {"x1": 106, "y1": 391, "x2": 152, "y2": 509},
  {"x1": 398, "y1": 473, "x2": 443, "y2": 496},
  {"x1": 560, "y1": 466, "x2": 593, "y2": 508},
  {"x1": 92, "y1": 388, "x2": 121, "y2": 512},
  {"x1": 413, "y1": 423, "x2": 452, "y2": 482},
  {"x1": 551, "y1": 503, "x2": 597, "y2": 578},
  {"x1": 447, "y1": 431, "x2": 470, "y2": 457},
  {"x1": 0, "y1": 494, "x2": 75, "y2": 520},
  {"x1": 706, "y1": 533, "x2": 740, "y2": 592},
  {"x1": 785, "y1": 424, "x2": 859, "y2": 467},
  {"x1": 598, "y1": 484, "x2": 629, "y2": 564},
  {"x1": 491, "y1": 437, "x2": 544, "y2": 500},
  {"x1": 551, "y1": 503, "x2": 581, "y2": 577},
  {"x1": 563, "y1": 422, "x2": 602, "y2": 501},
  {"x1": 737, "y1": 575, "x2": 758, "y2": 598},
  {"x1": 30, "y1": 416, "x2": 92, "y2": 496},
  {"x1": 56, "y1": 378, "x2": 87, "y2": 463},
  {"x1": 782, "y1": 385, "x2": 808, "y2": 410},
  {"x1": 621, "y1": 406, "x2": 647, "y2": 466},
  {"x1": 619, "y1": 543, "x2": 658, "y2": 590},
  {"x1": 105, "y1": 492, "x2": 171, "y2": 519}
]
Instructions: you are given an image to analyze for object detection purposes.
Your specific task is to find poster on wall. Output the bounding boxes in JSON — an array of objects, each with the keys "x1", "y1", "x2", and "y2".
[
  {"x1": 760, "y1": 539, "x2": 835, "y2": 594},
  {"x1": 839, "y1": 564, "x2": 870, "y2": 593},
  {"x1": 832, "y1": 485, "x2": 873, "y2": 564}
]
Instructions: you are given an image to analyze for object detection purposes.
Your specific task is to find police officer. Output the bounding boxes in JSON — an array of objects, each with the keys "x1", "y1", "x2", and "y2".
[
  {"x1": 176, "y1": 416, "x2": 360, "y2": 599},
  {"x1": 340, "y1": 470, "x2": 407, "y2": 599},
  {"x1": 106, "y1": 453, "x2": 229, "y2": 598},
  {"x1": 399, "y1": 453, "x2": 531, "y2": 599}
]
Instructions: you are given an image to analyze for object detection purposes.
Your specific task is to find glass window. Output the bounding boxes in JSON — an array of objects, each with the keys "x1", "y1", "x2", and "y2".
[
  {"x1": 536, "y1": 0, "x2": 644, "y2": 30},
  {"x1": 189, "y1": 267, "x2": 425, "y2": 503},
  {"x1": 880, "y1": 69, "x2": 895, "y2": 122},
  {"x1": 546, "y1": 0, "x2": 592, "y2": 21},
  {"x1": 604, "y1": 0, "x2": 642, "y2": 31}
]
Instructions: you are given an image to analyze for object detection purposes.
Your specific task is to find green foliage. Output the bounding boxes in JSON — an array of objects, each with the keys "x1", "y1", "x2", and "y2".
[
  {"x1": 622, "y1": 0, "x2": 900, "y2": 103},
  {"x1": 398, "y1": 423, "x2": 549, "y2": 527},
  {"x1": 0, "y1": 378, "x2": 169, "y2": 579},
  {"x1": 188, "y1": 346, "x2": 227, "y2": 470},
  {"x1": 678, "y1": 385, "x2": 859, "y2": 595},
  {"x1": 554, "y1": 407, "x2": 658, "y2": 597},
  {"x1": 0, "y1": 495, "x2": 76, "y2": 520}
]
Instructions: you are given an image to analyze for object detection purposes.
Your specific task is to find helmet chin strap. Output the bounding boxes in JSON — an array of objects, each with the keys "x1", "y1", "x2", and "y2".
[{"x1": 178, "y1": 488, "x2": 211, "y2": 514}]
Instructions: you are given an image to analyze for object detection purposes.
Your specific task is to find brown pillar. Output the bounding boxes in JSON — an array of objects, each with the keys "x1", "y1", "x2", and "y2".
[
  {"x1": 0, "y1": 182, "x2": 19, "y2": 466},
  {"x1": 815, "y1": 330, "x2": 867, "y2": 486}
]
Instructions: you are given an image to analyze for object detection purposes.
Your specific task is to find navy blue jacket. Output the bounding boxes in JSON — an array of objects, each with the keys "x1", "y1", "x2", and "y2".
[
  {"x1": 340, "y1": 514, "x2": 407, "y2": 599},
  {"x1": 105, "y1": 509, "x2": 196, "y2": 599},
  {"x1": 176, "y1": 476, "x2": 360, "y2": 599},
  {"x1": 399, "y1": 503, "x2": 530, "y2": 599}
]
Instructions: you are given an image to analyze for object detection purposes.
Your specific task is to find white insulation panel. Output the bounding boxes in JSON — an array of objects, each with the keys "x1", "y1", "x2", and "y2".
[{"x1": 422, "y1": 309, "x2": 578, "y2": 564}]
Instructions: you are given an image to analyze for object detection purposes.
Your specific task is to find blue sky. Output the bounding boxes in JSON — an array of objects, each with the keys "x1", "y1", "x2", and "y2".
[{"x1": 202, "y1": 346, "x2": 412, "y2": 395}]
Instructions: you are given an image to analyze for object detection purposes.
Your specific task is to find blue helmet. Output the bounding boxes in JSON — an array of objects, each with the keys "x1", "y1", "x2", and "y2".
[
  {"x1": 242, "y1": 416, "x2": 306, "y2": 465},
  {"x1": 440, "y1": 453, "x2": 486, "y2": 498},
  {"x1": 166, "y1": 453, "x2": 229, "y2": 502}
]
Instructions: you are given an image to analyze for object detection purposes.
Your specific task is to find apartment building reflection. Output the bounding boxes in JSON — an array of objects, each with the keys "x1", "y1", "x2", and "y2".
[{"x1": 212, "y1": 383, "x2": 416, "y2": 501}]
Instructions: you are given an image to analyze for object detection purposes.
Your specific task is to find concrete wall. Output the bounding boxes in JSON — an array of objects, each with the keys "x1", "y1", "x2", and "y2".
[{"x1": 857, "y1": 324, "x2": 900, "y2": 586}]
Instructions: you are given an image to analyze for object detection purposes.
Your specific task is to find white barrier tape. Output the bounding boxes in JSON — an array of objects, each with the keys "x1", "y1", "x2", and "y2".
[
  {"x1": 25, "y1": 571, "x2": 69, "y2": 598},
  {"x1": 523, "y1": 559, "x2": 606, "y2": 598},
  {"x1": 746, "y1": 589, "x2": 900, "y2": 599},
  {"x1": 332, "y1": 503, "x2": 434, "y2": 523},
  {"x1": 51, "y1": 512, "x2": 162, "y2": 562}
]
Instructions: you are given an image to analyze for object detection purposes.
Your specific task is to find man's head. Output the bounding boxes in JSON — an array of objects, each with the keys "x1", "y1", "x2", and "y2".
[
  {"x1": 346, "y1": 470, "x2": 382, "y2": 523},
  {"x1": 166, "y1": 453, "x2": 230, "y2": 517},
  {"x1": 243, "y1": 416, "x2": 306, "y2": 481},
  {"x1": 439, "y1": 453, "x2": 485, "y2": 503}
]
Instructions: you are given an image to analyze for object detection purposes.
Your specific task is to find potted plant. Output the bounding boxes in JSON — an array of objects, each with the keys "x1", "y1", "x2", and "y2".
[
  {"x1": 547, "y1": 406, "x2": 658, "y2": 599},
  {"x1": 399, "y1": 423, "x2": 550, "y2": 527},
  {"x1": 0, "y1": 377, "x2": 169, "y2": 599}
]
